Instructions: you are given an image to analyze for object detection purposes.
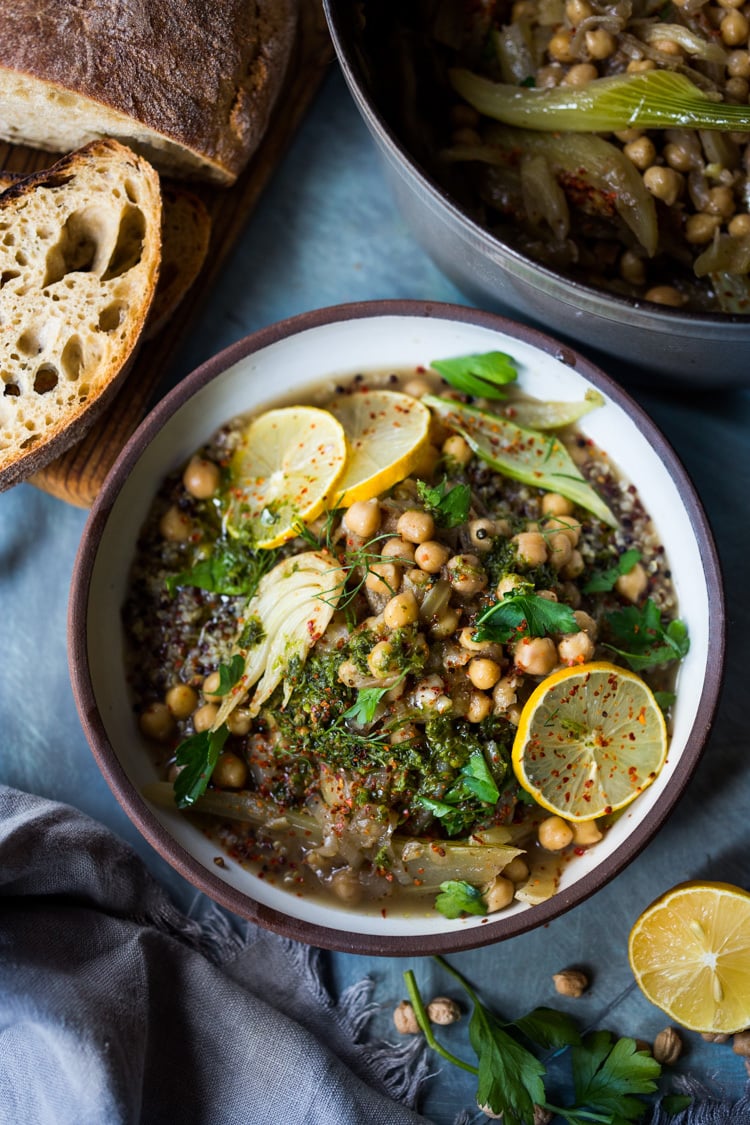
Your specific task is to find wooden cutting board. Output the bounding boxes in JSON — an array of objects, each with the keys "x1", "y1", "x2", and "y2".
[{"x1": 0, "y1": 0, "x2": 333, "y2": 507}]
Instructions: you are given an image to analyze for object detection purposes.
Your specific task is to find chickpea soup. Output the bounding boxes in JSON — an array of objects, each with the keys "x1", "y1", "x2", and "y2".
[{"x1": 124, "y1": 352, "x2": 688, "y2": 920}]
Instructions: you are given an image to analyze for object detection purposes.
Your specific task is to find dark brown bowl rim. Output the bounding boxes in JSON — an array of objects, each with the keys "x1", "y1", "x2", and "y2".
[
  {"x1": 323, "y1": 0, "x2": 750, "y2": 332},
  {"x1": 68, "y1": 299, "x2": 725, "y2": 955}
]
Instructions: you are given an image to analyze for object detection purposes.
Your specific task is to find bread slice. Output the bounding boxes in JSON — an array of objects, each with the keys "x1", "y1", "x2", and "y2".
[
  {"x1": 0, "y1": 0, "x2": 297, "y2": 185},
  {"x1": 0, "y1": 138, "x2": 161, "y2": 489},
  {"x1": 0, "y1": 173, "x2": 210, "y2": 339}
]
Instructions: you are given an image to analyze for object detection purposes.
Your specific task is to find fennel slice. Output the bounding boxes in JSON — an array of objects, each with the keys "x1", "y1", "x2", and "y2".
[
  {"x1": 212, "y1": 550, "x2": 345, "y2": 728},
  {"x1": 423, "y1": 395, "x2": 617, "y2": 527}
]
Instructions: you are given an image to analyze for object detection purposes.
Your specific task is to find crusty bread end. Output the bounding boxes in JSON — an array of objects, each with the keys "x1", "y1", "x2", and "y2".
[{"x1": 0, "y1": 138, "x2": 161, "y2": 489}]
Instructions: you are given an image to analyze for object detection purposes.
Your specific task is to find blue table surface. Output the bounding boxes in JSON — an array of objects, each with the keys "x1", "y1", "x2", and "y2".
[{"x1": 1, "y1": 68, "x2": 749, "y2": 1123}]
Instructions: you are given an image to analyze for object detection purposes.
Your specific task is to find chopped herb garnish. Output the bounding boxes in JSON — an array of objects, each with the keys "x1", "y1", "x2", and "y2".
[
  {"x1": 583, "y1": 548, "x2": 642, "y2": 593},
  {"x1": 173, "y1": 725, "x2": 230, "y2": 808},
  {"x1": 165, "y1": 539, "x2": 280, "y2": 597},
  {"x1": 430, "y1": 351, "x2": 519, "y2": 399},
  {"x1": 435, "y1": 880, "x2": 488, "y2": 918},
  {"x1": 342, "y1": 684, "x2": 393, "y2": 725},
  {"x1": 475, "y1": 590, "x2": 580, "y2": 643},
  {"x1": 416, "y1": 477, "x2": 472, "y2": 527},
  {"x1": 604, "y1": 598, "x2": 689, "y2": 671},
  {"x1": 237, "y1": 615, "x2": 265, "y2": 649}
]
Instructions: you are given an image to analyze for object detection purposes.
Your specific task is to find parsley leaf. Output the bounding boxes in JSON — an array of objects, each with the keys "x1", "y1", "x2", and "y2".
[
  {"x1": 604, "y1": 598, "x2": 690, "y2": 671},
  {"x1": 583, "y1": 548, "x2": 642, "y2": 593},
  {"x1": 215, "y1": 654, "x2": 245, "y2": 696},
  {"x1": 558, "y1": 1032, "x2": 660, "y2": 1124},
  {"x1": 446, "y1": 751, "x2": 500, "y2": 805},
  {"x1": 472, "y1": 1004, "x2": 545, "y2": 1125},
  {"x1": 173, "y1": 725, "x2": 230, "y2": 808},
  {"x1": 435, "y1": 880, "x2": 487, "y2": 919},
  {"x1": 416, "y1": 478, "x2": 472, "y2": 527},
  {"x1": 430, "y1": 351, "x2": 519, "y2": 399},
  {"x1": 475, "y1": 591, "x2": 580, "y2": 643},
  {"x1": 166, "y1": 540, "x2": 279, "y2": 598},
  {"x1": 342, "y1": 685, "x2": 391, "y2": 725},
  {"x1": 513, "y1": 1007, "x2": 580, "y2": 1051}
]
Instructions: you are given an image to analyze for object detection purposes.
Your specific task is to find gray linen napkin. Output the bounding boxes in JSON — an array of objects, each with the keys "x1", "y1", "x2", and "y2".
[{"x1": 0, "y1": 785, "x2": 433, "y2": 1125}]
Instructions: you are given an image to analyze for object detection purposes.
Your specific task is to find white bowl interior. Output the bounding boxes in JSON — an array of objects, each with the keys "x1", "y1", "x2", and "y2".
[{"x1": 85, "y1": 313, "x2": 712, "y2": 939}]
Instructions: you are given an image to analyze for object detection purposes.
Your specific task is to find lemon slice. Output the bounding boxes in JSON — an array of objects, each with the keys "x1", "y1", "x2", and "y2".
[
  {"x1": 512, "y1": 661, "x2": 668, "y2": 821},
  {"x1": 629, "y1": 882, "x2": 750, "y2": 1032},
  {"x1": 226, "y1": 406, "x2": 347, "y2": 548},
  {"x1": 327, "y1": 390, "x2": 431, "y2": 506}
]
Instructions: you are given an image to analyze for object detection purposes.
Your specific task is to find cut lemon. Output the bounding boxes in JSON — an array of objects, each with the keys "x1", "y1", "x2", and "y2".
[
  {"x1": 225, "y1": 406, "x2": 347, "y2": 548},
  {"x1": 327, "y1": 389, "x2": 431, "y2": 506},
  {"x1": 629, "y1": 882, "x2": 750, "y2": 1033},
  {"x1": 512, "y1": 661, "x2": 668, "y2": 821}
]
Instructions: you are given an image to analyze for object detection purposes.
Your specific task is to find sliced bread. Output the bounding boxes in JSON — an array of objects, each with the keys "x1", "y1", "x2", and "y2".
[
  {"x1": 0, "y1": 138, "x2": 162, "y2": 489},
  {"x1": 0, "y1": 0, "x2": 297, "y2": 185}
]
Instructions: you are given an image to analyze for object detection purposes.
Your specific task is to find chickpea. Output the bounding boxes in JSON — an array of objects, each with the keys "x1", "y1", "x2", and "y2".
[
  {"x1": 574, "y1": 610, "x2": 598, "y2": 639},
  {"x1": 513, "y1": 636, "x2": 558, "y2": 676},
  {"x1": 644, "y1": 285, "x2": 686, "y2": 307},
  {"x1": 397, "y1": 509, "x2": 435, "y2": 544},
  {"x1": 412, "y1": 443, "x2": 441, "y2": 479},
  {"x1": 620, "y1": 249, "x2": 647, "y2": 286},
  {"x1": 719, "y1": 0, "x2": 745, "y2": 9},
  {"x1": 402, "y1": 376, "x2": 434, "y2": 398},
  {"x1": 458, "y1": 627, "x2": 500, "y2": 655},
  {"x1": 585, "y1": 27, "x2": 617, "y2": 58},
  {"x1": 624, "y1": 136, "x2": 657, "y2": 170},
  {"x1": 365, "y1": 562, "x2": 400, "y2": 597},
  {"x1": 562, "y1": 549, "x2": 585, "y2": 579},
  {"x1": 537, "y1": 63, "x2": 564, "y2": 86},
  {"x1": 344, "y1": 499, "x2": 381, "y2": 539},
  {"x1": 159, "y1": 504, "x2": 192, "y2": 542},
  {"x1": 483, "y1": 875, "x2": 515, "y2": 913},
  {"x1": 728, "y1": 48, "x2": 750, "y2": 77},
  {"x1": 615, "y1": 560, "x2": 648, "y2": 602},
  {"x1": 493, "y1": 675, "x2": 519, "y2": 713},
  {"x1": 685, "y1": 213, "x2": 722, "y2": 244},
  {"x1": 139, "y1": 701, "x2": 175, "y2": 742},
  {"x1": 403, "y1": 567, "x2": 433, "y2": 602},
  {"x1": 537, "y1": 589, "x2": 558, "y2": 601},
  {"x1": 548, "y1": 29, "x2": 576, "y2": 63},
  {"x1": 538, "y1": 815, "x2": 575, "y2": 851},
  {"x1": 366, "y1": 640, "x2": 394, "y2": 679},
  {"x1": 202, "y1": 671, "x2": 223, "y2": 702},
  {"x1": 193, "y1": 703, "x2": 219, "y2": 733},
  {"x1": 446, "y1": 554, "x2": 488, "y2": 596},
  {"x1": 330, "y1": 868, "x2": 363, "y2": 904},
  {"x1": 614, "y1": 127, "x2": 643, "y2": 143},
  {"x1": 430, "y1": 607, "x2": 461, "y2": 639},
  {"x1": 572, "y1": 819, "x2": 604, "y2": 846},
  {"x1": 442, "y1": 433, "x2": 473, "y2": 465},
  {"x1": 227, "y1": 708, "x2": 253, "y2": 736},
  {"x1": 381, "y1": 537, "x2": 416, "y2": 564},
  {"x1": 566, "y1": 0, "x2": 592, "y2": 20},
  {"x1": 626, "y1": 58, "x2": 656, "y2": 72},
  {"x1": 705, "y1": 185, "x2": 736, "y2": 220},
  {"x1": 651, "y1": 36, "x2": 682, "y2": 54},
  {"x1": 721, "y1": 9, "x2": 749, "y2": 45},
  {"x1": 547, "y1": 532, "x2": 573, "y2": 571},
  {"x1": 165, "y1": 683, "x2": 198, "y2": 720},
  {"x1": 729, "y1": 212, "x2": 750, "y2": 237},
  {"x1": 468, "y1": 518, "x2": 496, "y2": 551},
  {"x1": 725, "y1": 76, "x2": 750, "y2": 99},
  {"x1": 502, "y1": 856, "x2": 530, "y2": 883},
  {"x1": 541, "y1": 493, "x2": 574, "y2": 518},
  {"x1": 496, "y1": 574, "x2": 524, "y2": 598},
  {"x1": 384, "y1": 590, "x2": 419, "y2": 629},
  {"x1": 414, "y1": 540, "x2": 450, "y2": 573},
  {"x1": 663, "y1": 142, "x2": 695, "y2": 173},
  {"x1": 468, "y1": 657, "x2": 503, "y2": 691},
  {"x1": 557, "y1": 630, "x2": 596, "y2": 664},
  {"x1": 564, "y1": 62, "x2": 599, "y2": 85},
  {"x1": 513, "y1": 531, "x2": 548, "y2": 567},
  {"x1": 643, "y1": 166, "x2": 683, "y2": 207},
  {"x1": 466, "y1": 689, "x2": 492, "y2": 723},
  {"x1": 212, "y1": 751, "x2": 248, "y2": 789},
  {"x1": 182, "y1": 456, "x2": 220, "y2": 499}
]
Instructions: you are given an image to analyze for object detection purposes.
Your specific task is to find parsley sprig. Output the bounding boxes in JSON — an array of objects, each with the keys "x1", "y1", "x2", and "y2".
[
  {"x1": 475, "y1": 588, "x2": 580, "y2": 643},
  {"x1": 418, "y1": 751, "x2": 501, "y2": 838},
  {"x1": 604, "y1": 598, "x2": 689, "y2": 672},
  {"x1": 404, "y1": 958, "x2": 663, "y2": 1124},
  {"x1": 165, "y1": 539, "x2": 280, "y2": 597},
  {"x1": 583, "y1": 549, "x2": 642, "y2": 594},
  {"x1": 173, "y1": 725, "x2": 230, "y2": 808},
  {"x1": 416, "y1": 478, "x2": 472, "y2": 527}
]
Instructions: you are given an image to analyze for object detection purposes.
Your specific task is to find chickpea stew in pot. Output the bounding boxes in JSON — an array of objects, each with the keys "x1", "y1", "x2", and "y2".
[{"x1": 125, "y1": 351, "x2": 688, "y2": 920}]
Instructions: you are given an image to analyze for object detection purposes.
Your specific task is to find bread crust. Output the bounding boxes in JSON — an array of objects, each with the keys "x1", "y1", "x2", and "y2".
[
  {"x1": 0, "y1": 0, "x2": 297, "y2": 184},
  {"x1": 0, "y1": 139, "x2": 162, "y2": 489}
]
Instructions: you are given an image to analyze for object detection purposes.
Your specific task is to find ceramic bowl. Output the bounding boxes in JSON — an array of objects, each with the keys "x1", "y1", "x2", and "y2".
[
  {"x1": 69, "y1": 301, "x2": 724, "y2": 955},
  {"x1": 323, "y1": 1, "x2": 750, "y2": 388}
]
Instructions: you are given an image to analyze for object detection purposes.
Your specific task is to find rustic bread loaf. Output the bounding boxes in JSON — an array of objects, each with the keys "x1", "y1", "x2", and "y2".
[
  {"x1": 0, "y1": 1, "x2": 297, "y2": 186},
  {"x1": 0, "y1": 138, "x2": 162, "y2": 489}
]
